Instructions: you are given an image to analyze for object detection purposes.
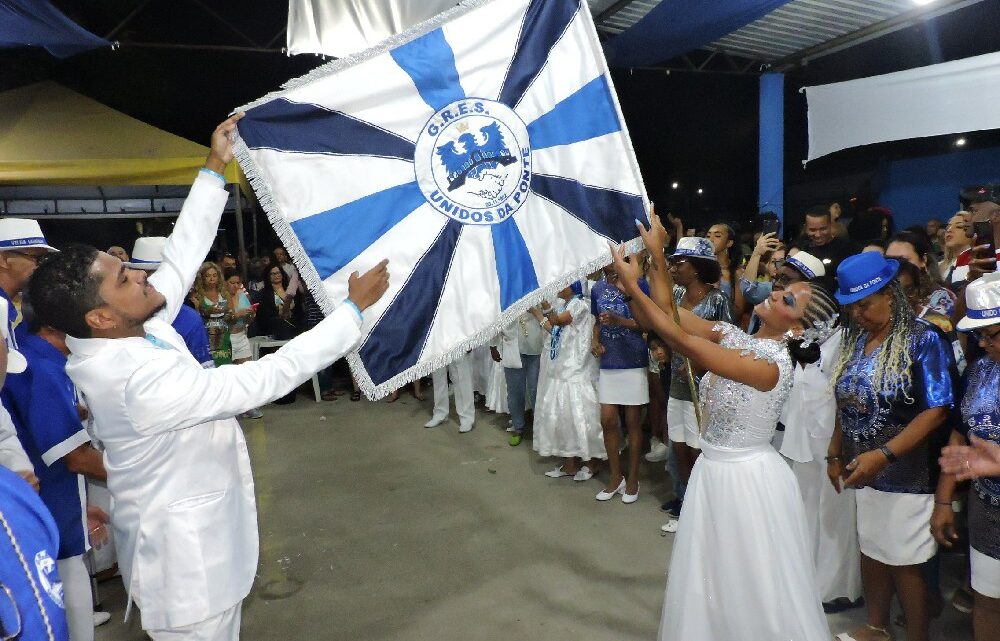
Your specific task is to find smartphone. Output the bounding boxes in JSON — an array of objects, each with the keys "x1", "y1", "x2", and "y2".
[
  {"x1": 760, "y1": 218, "x2": 780, "y2": 237},
  {"x1": 974, "y1": 220, "x2": 996, "y2": 253}
]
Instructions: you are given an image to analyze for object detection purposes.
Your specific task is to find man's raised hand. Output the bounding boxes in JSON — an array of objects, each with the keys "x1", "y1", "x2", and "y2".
[
  {"x1": 205, "y1": 112, "x2": 245, "y2": 174},
  {"x1": 348, "y1": 259, "x2": 390, "y2": 312}
]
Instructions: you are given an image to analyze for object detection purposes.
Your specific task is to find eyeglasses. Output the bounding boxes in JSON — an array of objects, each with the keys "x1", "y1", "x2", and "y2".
[
  {"x1": 973, "y1": 327, "x2": 1000, "y2": 344},
  {"x1": 3, "y1": 250, "x2": 43, "y2": 263}
]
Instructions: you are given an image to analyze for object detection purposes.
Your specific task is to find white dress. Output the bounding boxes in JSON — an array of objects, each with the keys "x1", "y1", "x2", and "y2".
[
  {"x1": 660, "y1": 323, "x2": 829, "y2": 641},
  {"x1": 485, "y1": 360, "x2": 508, "y2": 414},
  {"x1": 532, "y1": 298, "x2": 605, "y2": 460}
]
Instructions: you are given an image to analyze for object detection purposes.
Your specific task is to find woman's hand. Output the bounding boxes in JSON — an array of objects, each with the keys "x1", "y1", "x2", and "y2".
[
  {"x1": 826, "y1": 458, "x2": 844, "y2": 494},
  {"x1": 590, "y1": 342, "x2": 605, "y2": 357},
  {"x1": 930, "y1": 503, "x2": 959, "y2": 548},
  {"x1": 940, "y1": 435, "x2": 1000, "y2": 480},
  {"x1": 843, "y1": 450, "x2": 889, "y2": 488},
  {"x1": 753, "y1": 232, "x2": 781, "y2": 256},
  {"x1": 608, "y1": 241, "x2": 642, "y2": 292},
  {"x1": 636, "y1": 213, "x2": 669, "y2": 252},
  {"x1": 490, "y1": 346, "x2": 502, "y2": 363}
]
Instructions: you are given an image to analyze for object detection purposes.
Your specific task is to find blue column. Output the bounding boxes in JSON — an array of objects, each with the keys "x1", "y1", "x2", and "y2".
[{"x1": 759, "y1": 73, "x2": 784, "y2": 230}]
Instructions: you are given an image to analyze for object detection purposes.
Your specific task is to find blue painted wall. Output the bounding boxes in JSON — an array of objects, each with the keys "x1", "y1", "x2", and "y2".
[{"x1": 879, "y1": 145, "x2": 1000, "y2": 229}]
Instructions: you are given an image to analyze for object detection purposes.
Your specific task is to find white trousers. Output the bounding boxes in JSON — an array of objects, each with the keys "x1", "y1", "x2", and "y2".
[
  {"x1": 147, "y1": 602, "x2": 241, "y2": 641},
  {"x1": 787, "y1": 437, "x2": 863, "y2": 602},
  {"x1": 57, "y1": 555, "x2": 94, "y2": 641},
  {"x1": 431, "y1": 355, "x2": 475, "y2": 428}
]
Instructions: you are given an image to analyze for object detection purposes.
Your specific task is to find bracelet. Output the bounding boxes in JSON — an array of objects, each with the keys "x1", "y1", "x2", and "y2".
[
  {"x1": 824, "y1": 454, "x2": 842, "y2": 462},
  {"x1": 935, "y1": 501, "x2": 953, "y2": 507},
  {"x1": 342, "y1": 299, "x2": 363, "y2": 323},
  {"x1": 880, "y1": 445, "x2": 897, "y2": 463},
  {"x1": 199, "y1": 167, "x2": 225, "y2": 183}
]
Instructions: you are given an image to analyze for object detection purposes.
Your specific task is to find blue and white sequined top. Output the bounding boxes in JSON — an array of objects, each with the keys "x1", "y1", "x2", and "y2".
[
  {"x1": 959, "y1": 357, "x2": 1000, "y2": 505},
  {"x1": 835, "y1": 319, "x2": 956, "y2": 494},
  {"x1": 699, "y1": 323, "x2": 794, "y2": 449}
]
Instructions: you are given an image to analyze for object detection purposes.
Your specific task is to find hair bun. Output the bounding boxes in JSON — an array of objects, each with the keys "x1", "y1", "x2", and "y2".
[{"x1": 787, "y1": 336, "x2": 821, "y2": 367}]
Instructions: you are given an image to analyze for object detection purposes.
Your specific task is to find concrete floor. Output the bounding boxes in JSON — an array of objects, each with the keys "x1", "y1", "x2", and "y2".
[{"x1": 95, "y1": 387, "x2": 975, "y2": 640}]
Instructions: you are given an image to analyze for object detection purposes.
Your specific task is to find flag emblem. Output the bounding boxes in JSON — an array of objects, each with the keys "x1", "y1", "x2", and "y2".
[
  {"x1": 234, "y1": 0, "x2": 649, "y2": 398},
  {"x1": 419, "y1": 98, "x2": 530, "y2": 224}
]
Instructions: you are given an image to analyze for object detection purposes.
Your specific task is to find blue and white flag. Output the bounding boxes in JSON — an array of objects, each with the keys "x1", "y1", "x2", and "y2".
[{"x1": 234, "y1": 0, "x2": 649, "y2": 399}]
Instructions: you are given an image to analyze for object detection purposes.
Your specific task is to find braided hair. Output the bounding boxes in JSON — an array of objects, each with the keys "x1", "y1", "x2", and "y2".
[{"x1": 831, "y1": 279, "x2": 916, "y2": 402}]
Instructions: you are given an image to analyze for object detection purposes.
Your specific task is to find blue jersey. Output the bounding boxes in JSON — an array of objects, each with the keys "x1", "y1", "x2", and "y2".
[
  {"x1": 172, "y1": 304, "x2": 214, "y2": 368},
  {"x1": 2, "y1": 335, "x2": 89, "y2": 559},
  {"x1": 0, "y1": 466, "x2": 69, "y2": 641}
]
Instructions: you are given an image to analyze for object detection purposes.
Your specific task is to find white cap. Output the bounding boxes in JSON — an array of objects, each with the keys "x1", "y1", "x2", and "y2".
[
  {"x1": 785, "y1": 251, "x2": 826, "y2": 279},
  {"x1": 124, "y1": 237, "x2": 167, "y2": 270},
  {"x1": 0, "y1": 304, "x2": 26, "y2": 374},
  {"x1": 958, "y1": 271, "x2": 1000, "y2": 331},
  {"x1": 0, "y1": 218, "x2": 56, "y2": 253}
]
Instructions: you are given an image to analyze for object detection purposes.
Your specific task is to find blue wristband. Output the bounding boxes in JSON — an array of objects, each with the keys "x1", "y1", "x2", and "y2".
[
  {"x1": 199, "y1": 167, "x2": 225, "y2": 184},
  {"x1": 343, "y1": 299, "x2": 363, "y2": 323}
]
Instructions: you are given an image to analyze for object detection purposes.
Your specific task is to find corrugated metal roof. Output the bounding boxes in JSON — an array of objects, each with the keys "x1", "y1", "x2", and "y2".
[{"x1": 590, "y1": 0, "x2": 985, "y2": 65}]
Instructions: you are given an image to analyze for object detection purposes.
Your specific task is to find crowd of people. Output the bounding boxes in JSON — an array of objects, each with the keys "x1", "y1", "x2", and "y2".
[
  {"x1": 422, "y1": 195, "x2": 1000, "y2": 641},
  {"x1": 0, "y1": 114, "x2": 999, "y2": 641}
]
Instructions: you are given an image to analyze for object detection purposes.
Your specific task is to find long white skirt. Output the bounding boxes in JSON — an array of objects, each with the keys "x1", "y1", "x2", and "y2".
[
  {"x1": 660, "y1": 440, "x2": 830, "y2": 641},
  {"x1": 533, "y1": 377, "x2": 606, "y2": 460}
]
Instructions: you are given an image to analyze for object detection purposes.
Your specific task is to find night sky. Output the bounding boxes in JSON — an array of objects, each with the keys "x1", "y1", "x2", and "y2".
[{"x1": 3, "y1": 0, "x2": 1000, "y2": 245}]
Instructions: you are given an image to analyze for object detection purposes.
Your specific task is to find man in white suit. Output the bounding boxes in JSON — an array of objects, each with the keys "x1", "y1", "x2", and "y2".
[{"x1": 26, "y1": 114, "x2": 390, "y2": 640}]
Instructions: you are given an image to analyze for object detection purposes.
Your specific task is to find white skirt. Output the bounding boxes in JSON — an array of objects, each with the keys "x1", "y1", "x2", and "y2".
[
  {"x1": 231, "y1": 331, "x2": 252, "y2": 361},
  {"x1": 533, "y1": 377, "x2": 606, "y2": 460},
  {"x1": 597, "y1": 368, "x2": 649, "y2": 406},
  {"x1": 856, "y1": 488, "x2": 936, "y2": 566},
  {"x1": 972, "y1": 546, "x2": 1000, "y2": 599},
  {"x1": 660, "y1": 440, "x2": 830, "y2": 641},
  {"x1": 485, "y1": 361, "x2": 508, "y2": 414}
]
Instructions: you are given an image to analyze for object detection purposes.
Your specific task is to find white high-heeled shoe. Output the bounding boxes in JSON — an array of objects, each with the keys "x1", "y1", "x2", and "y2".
[
  {"x1": 622, "y1": 484, "x2": 639, "y2": 504},
  {"x1": 595, "y1": 478, "x2": 625, "y2": 501}
]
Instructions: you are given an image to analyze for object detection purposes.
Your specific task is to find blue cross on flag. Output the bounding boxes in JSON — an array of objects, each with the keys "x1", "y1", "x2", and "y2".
[{"x1": 234, "y1": 0, "x2": 649, "y2": 399}]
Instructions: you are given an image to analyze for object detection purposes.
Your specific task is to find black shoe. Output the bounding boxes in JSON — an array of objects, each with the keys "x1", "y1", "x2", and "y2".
[
  {"x1": 822, "y1": 596, "x2": 864, "y2": 614},
  {"x1": 660, "y1": 498, "x2": 682, "y2": 518}
]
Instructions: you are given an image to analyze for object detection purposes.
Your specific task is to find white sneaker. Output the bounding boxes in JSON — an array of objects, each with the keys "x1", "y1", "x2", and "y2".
[
  {"x1": 645, "y1": 438, "x2": 669, "y2": 462},
  {"x1": 424, "y1": 415, "x2": 446, "y2": 428},
  {"x1": 660, "y1": 519, "x2": 679, "y2": 534},
  {"x1": 458, "y1": 423, "x2": 474, "y2": 433},
  {"x1": 505, "y1": 425, "x2": 516, "y2": 433},
  {"x1": 93, "y1": 611, "x2": 111, "y2": 627},
  {"x1": 544, "y1": 466, "x2": 569, "y2": 478},
  {"x1": 573, "y1": 466, "x2": 594, "y2": 482}
]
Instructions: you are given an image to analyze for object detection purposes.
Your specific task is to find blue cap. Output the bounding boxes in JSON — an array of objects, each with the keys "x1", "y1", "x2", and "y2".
[{"x1": 834, "y1": 252, "x2": 899, "y2": 305}]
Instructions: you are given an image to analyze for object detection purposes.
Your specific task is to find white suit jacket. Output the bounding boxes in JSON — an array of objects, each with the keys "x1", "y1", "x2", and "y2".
[
  {"x1": 779, "y1": 330, "x2": 842, "y2": 463},
  {"x1": 65, "y1": 173, "x2": 363, "y2": 630}
]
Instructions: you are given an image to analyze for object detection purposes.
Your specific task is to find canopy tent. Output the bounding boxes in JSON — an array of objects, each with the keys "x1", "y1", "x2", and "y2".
[
  {"x1": 0, "y1": 81, "x2": 243, "y2": 186},
  {"x1": 0, "y1": 81, "x2": 255, "y2": 272}
]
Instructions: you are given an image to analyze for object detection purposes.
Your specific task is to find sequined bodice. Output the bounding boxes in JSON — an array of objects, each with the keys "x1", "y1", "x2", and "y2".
[{"x1": 700, "y1": 323, "x2": 793, "y2": 449}]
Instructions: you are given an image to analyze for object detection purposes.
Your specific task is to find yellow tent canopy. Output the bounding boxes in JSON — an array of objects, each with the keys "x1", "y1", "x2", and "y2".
[{"x1": 0, "y1": 81, "x2": 244, "y2": 187}]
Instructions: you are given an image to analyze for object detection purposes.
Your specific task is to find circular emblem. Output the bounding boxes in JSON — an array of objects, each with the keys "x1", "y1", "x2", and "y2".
[{"x1": 415, "y1": 98, "x2": 531, "y2": 225}]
